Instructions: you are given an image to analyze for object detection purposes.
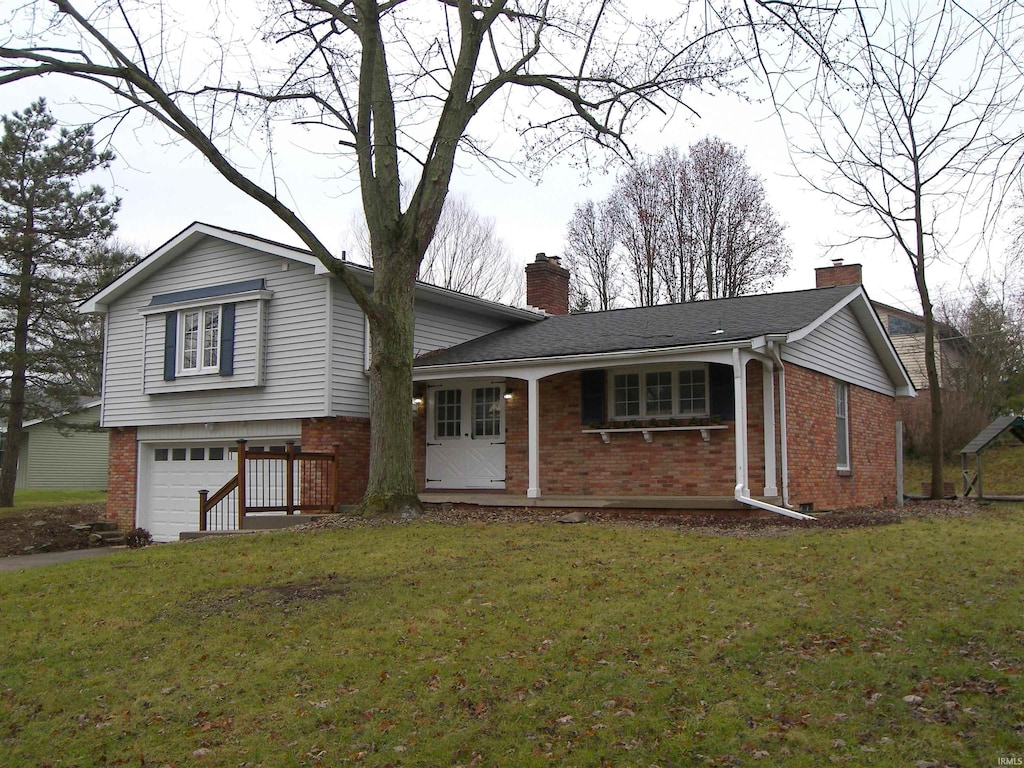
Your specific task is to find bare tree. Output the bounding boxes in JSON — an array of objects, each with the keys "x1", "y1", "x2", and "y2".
[
  {"x1": 0, "y1": 0, "x2": 754, "y2": 514},
  {"x1": 594, "y1": 140, "x2": 790, "y2": 307},
  {"x1": 563, "y1": 199, "x2": 620, "y2": 311},
  {"x1": 771, "y1": 0, "x2": 1024, "y2": 498},
  {"x1": 347, "y1": 192, "x2": 522, "y2": 304},
  {"x1": 667, "y1": 139, "x2": 790, "y2": 300},
  {"x1": 611, "y1": 155, "x2": 670, "y2": 307},
  {"x1": 418, "y1": 194, "x2": 521, "y2": 304}
]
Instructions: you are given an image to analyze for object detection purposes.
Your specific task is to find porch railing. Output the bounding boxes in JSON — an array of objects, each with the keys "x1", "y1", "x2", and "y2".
[{"x1": 199, "y1": 439, "x2": 341, "y2": 532}]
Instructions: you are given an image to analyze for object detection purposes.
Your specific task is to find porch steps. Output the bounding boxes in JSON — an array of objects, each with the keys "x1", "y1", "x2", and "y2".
[{"x1": 70, "y1": 521, "x2": 126, "y2": 547}]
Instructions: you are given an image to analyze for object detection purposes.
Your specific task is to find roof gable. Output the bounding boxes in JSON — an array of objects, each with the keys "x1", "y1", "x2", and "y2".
[{"x1": 80, "y1": 222, "x2": 541, "y2": 323}]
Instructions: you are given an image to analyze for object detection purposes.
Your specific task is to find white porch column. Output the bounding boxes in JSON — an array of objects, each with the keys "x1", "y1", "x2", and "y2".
[
  {"x1": 527, "y1": 376, "x2": 541, "y2": 498},
  {"x1": 762, "y1": 360, "x2": 778, "y2": 497},
  {"x1": 733, "y1": 348, "x2": 749, "y2": 497}
]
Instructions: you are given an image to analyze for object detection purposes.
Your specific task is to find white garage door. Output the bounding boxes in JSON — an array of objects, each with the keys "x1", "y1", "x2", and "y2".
[{"x1": 140, "y1": 442, "x2": 294, "y2": 542}]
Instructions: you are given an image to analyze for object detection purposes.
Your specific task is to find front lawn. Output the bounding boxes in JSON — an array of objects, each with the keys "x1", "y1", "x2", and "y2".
[{"x1": 1, "y1": 506, "x2": 1021, "y2": 766}]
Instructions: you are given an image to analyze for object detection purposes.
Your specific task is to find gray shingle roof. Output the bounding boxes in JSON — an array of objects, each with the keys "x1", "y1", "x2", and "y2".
[{"x1": 415, "y1": 284, "x2": 861, "y2": 367}]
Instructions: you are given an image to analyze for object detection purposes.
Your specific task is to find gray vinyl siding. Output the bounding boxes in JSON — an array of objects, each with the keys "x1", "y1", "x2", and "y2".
[
  {"x1": 329, "y1": 283, "x2": 370, "y2": 417},
  {"x1": 101, "y1": 236, "x2": 329, "y2": 428},
  {"x1": 782, "y1": 305, "x2": 895, "y2": 396},
  {"x1": 413, "y1": 300, "x2": 510, "y2": 356},
  {"x1": 327, "y1": 290, "x2": 516, "y2": 417},
  {"x1": 15, "y1": 408, "x2": 108, "y2": 490}
]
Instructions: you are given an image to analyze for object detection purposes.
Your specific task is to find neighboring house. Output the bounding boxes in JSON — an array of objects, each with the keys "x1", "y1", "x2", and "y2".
[
  {"x1": 0, "y1": 401, "x2": 108, "y2": 490},
  {"x1": 814, "y1": 259, "x2": 967, "y2": 391},
  {"x1": 83, "y1": 223, "x2": 914, "y2": 542}
]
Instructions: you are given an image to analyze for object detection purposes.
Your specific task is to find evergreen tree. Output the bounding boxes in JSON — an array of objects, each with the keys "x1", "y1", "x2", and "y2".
[{"x1": 0, "y1": 99, "x2": 121, "y2": 506}]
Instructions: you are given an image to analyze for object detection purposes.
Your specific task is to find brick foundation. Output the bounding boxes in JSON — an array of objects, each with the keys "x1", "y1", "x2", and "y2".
[{"x1": 106, "y1": 427, "x2": 138, "y2": 531}]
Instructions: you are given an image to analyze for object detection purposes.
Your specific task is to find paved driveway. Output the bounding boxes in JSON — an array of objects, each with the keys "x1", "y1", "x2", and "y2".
[{"x1": 0, "y1": 547, "x2": 123, "y2": 573}]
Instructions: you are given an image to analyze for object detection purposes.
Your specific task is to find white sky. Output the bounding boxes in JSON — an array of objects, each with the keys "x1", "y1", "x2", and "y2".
[{"x1": 0, "y1": 12, "x2": 999, "y2": 315}]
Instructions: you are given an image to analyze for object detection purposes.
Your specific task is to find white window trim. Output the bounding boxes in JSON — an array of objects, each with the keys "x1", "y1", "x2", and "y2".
[
  {"x1": 178, "y1": 306, "x2": 221, "y2": 376},
  {"x1": 835, "y1": 380, "x2": 851, "y2": 471},
  {"x1": 608, "y1": 363, "x2": 710, "y2": 421}
]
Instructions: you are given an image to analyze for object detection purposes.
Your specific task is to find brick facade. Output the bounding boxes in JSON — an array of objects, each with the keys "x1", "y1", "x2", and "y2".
[
  {"x1": 106, "y1": 427, "x2": 138, "y2": 531},
  {"x1": 784, "y1": 364, "x2": 897, "y2": 509},
  {"x1": 300, "y1": 416, "x2": 370, "y2": 504},
  {"x1": 516, "y1": 364, "x2": 775, "y2": 497}
]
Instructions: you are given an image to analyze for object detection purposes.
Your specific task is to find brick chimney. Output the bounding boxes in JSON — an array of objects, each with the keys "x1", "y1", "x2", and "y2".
[
  {"x1": 525, "y1": 252, "x2": 570, "y2": 315},
  {"x1": 815, "y1": 258, "x2": 863, "y2": 288}
]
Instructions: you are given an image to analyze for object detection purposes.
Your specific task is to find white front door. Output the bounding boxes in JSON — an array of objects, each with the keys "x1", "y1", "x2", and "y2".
[{"x1": 425, "y1": 382, "x2": 506, "y2": 489}]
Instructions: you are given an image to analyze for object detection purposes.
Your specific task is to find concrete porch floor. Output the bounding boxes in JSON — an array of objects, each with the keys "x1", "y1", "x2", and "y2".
[{"x1": 418, "y1": 492, "x2": 782, "y2": 511}]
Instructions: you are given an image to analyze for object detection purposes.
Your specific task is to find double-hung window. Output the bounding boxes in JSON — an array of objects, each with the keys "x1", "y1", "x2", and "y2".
[
  {"x1": 835, "y1": 381, "x2": 850, "y2": 470},
  {"x1": 179, "y1": 307, "x2": 221, "y2": 375},
  {"x1": 611, "y1": 365, "x2": 708, "y2": 420}
]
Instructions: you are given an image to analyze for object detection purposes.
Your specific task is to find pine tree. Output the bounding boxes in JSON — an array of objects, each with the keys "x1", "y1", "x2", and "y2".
[{"x1": 0, "y1": 99, "x2": 121, "y2": 506}]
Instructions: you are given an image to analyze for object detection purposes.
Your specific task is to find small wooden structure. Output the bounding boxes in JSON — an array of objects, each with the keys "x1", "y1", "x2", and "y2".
[{"x1": 960, "y1": 415, "x2": 1024, "y2": 499}]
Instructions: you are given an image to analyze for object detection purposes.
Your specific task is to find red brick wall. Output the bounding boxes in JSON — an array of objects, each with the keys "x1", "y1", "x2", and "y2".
[
  {"x1": 301, "y1": 417, "x2": 370, "y2": 503},
  {"x1": 106, "y1": 427, "x2": 138, "y2": 531},
  {"x1": 508, "y1": 370, "x2": 756, "y2": 497},
  {"x1": 784, "y1": 364, "x2": 897, "y2": 509}
]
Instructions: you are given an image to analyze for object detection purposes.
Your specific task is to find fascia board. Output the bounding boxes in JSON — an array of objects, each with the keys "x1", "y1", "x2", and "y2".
[{"x1": 413, "y1": 339, "x2": 753, "y2": 380}]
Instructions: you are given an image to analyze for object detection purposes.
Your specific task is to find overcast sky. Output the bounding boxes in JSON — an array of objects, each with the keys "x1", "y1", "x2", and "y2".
[{"x1": 0, "y1": 8, "x2": 1000, "y2": 315}]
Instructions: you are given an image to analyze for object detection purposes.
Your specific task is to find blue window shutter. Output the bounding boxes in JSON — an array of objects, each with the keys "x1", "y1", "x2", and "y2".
[
  {"x1": 163, "y1": 313, "x2": 177, "y2": 381},
  {"x1": 219, "y1": 303, "x2": 235, "y2": 376}
]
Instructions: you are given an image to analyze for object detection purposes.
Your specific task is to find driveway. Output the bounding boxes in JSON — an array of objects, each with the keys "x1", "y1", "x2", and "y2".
[{"x1": 0, "y1": 547, "x2": 123, "y2": 573}]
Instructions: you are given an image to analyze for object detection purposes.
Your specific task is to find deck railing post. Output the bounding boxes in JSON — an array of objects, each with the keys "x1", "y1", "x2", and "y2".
[
  {"x1": 198, "y1": 490, "x2": 208, "y2": 531},
  {"x1": 236, "y1": 439, "x2": 248, "y2": 530},
  {"x1": 286, "y1": 441, "x2": 296, "y2": 515},
  {"x1": 332, "y1": 443, "x2": 342, "y2": 512}
]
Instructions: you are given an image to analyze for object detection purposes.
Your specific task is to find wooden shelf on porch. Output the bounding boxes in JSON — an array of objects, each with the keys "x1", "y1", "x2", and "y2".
[{"x1": 582, "y1": 425, "x2": 728, "y2": 444}]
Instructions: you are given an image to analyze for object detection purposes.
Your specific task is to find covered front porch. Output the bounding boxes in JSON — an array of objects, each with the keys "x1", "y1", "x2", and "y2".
[{"x1": 414, "y1": 341, "x2": 814, "y2": 521}]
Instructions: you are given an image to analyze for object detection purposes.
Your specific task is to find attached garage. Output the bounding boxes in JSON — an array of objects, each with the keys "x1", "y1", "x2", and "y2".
[{"x1": 138, "y1": 439, "x2": 297, "y2": 541}]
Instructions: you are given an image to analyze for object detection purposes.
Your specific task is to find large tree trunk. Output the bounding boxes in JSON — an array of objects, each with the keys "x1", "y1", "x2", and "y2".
[{"x1": 356, "y1": 248, "x2": 423, "y2": 518}]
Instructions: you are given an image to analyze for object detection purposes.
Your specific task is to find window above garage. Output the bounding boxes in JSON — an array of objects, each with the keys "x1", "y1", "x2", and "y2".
[{"x1": 140, "y1": 279, "x2": 273, "y2": 392}]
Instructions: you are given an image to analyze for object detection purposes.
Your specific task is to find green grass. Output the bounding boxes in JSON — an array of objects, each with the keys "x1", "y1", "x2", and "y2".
[
  {"x1": 0, "y1": 488, "x2": 107, "y2": 516},
  {"x1": 2, "y1": 508, "x2": 1022, "y2": 766}
]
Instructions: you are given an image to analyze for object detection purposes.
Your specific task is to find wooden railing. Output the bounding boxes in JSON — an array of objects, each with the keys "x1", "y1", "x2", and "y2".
[{"x1": 199, "y1": 440, "x2": 341, "y2": 532}]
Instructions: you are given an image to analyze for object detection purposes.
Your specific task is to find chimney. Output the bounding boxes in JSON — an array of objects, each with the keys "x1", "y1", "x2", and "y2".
[
  {"x1": 525, "y1": 252, "x2": 570, "y2": 315},
  {"x1": 815, "y1": 258, "x2": 863, "y2": 288}
]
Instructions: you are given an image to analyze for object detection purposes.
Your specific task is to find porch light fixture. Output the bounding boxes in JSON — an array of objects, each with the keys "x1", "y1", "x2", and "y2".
[
  {"x1": 503, "y1": 392, "x2": 514, "y2": 401},
  {"x1": 411, "y1": 397, "x2": 424, "y2": 413}
]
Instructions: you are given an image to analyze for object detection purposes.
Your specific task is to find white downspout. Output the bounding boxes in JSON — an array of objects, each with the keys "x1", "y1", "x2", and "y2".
[
  {"x1": 767, "y1": 339, "x2": 792, "y2": 509},
  {"x1": 733, "y1": 344, "x2": 815, "y2": 522}
]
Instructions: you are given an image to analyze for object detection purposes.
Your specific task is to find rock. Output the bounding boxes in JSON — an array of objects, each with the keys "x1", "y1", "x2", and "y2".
[
  {"x1": 556, "y1": 511, "x2": 588, "y2": 524},
  {"x1": 89, "y1": 533, "x2": 105, "y2": 546}
]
